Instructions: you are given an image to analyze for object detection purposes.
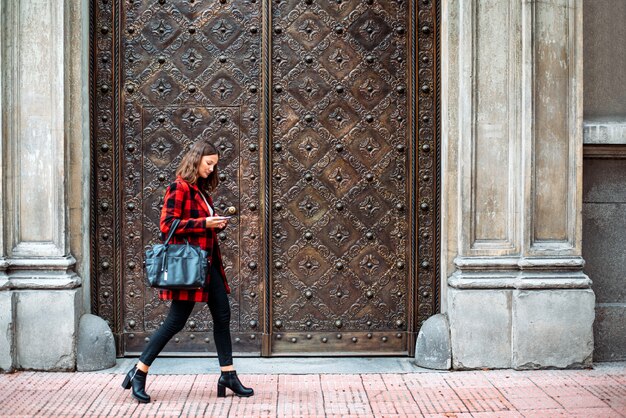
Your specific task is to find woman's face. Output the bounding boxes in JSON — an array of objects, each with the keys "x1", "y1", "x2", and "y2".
[{"x1": 197, "y1": 154, "x2": 219, "y2": 179}]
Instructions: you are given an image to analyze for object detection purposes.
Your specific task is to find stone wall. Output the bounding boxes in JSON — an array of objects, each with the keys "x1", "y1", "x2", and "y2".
[{"x1": 582, "y1": 0, "x2": 626, "y2": 361}]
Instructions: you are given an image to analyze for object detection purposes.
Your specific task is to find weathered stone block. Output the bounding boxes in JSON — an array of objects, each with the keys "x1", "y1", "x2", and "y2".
[
  {"x1": 594, "y1": 305, "x2": 626, "y2": 362},
  {"x1": 512, "y1": 289, "x2": 595, "y2": 369},
  {"x1": 414, "y1": 314, "x2": 451, "y2": 370},
  {"x1": 0, "y1": 291, "x2": 15, "y2": 372},
  {"x1": 582, "y1": 203, "x2": 626, "y2": 303},
  {"x1": 16, "y1": 289, "x2": 80, "y2": 371},
  {"x1": 448, "y1": 288, "x2": 512, "y2": 369},
  {"x1": 77, "y1": 314, "x2": 116, "y2": 372}
]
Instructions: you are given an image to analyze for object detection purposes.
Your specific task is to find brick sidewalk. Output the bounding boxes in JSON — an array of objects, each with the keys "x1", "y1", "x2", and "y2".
[{"x1": 0, "y1": 366, "x2": 624, "y2": 417}]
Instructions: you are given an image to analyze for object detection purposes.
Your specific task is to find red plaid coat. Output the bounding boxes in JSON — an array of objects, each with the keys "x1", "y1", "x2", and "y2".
[{"x1": 157, "y1": 176, "x2": 230, "y2": 302}]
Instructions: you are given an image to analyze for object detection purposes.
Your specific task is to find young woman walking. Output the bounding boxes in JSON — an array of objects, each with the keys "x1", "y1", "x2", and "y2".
[{"x1": 122, "y1": 140, "x2": 253, "y2": 403}]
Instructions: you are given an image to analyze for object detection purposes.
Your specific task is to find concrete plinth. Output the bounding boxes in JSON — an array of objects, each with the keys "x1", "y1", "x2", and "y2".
[{"x1": 16, "y1": 288, "x2": 81, "y2": 371}]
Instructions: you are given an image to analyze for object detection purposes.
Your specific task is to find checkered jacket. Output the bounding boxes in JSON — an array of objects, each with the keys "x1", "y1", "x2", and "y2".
[{"x1": 157, "y1": 176, "x2": 230, "y2": 302}]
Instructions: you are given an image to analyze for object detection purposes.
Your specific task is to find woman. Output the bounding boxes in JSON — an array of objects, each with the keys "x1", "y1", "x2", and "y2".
[{"x1": 122, "y1": 140, "x2": 253, "y2": 403}]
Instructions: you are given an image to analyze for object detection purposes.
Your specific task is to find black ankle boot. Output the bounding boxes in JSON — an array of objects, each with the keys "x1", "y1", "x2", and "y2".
[
  {"x1": 121, "y1": 365, "x2": 151, "y2": 403},
  {"x1": 217, "y1": 370, "x2": 254, "y2": 398}
]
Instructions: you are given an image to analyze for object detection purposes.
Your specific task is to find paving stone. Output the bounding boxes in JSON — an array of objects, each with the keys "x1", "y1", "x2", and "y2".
[{"x1": 0, "y1": 363, "x2": 623, "y2": 417}]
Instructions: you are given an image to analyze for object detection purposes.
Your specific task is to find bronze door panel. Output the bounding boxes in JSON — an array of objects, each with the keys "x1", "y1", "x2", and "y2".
[
  {"x1": 270, "y1": 1, "x2": 413, "y2": 354},
  {"x1": 91, "y1": 1, "x2": 440, "y2": 356}
]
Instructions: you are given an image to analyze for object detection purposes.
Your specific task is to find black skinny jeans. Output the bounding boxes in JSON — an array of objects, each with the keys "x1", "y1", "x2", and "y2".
[{"x1": 139, "y1": 265, "x2": 233, "y2": 367}]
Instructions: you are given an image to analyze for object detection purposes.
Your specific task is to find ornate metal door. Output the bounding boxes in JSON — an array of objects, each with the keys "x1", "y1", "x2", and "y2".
[{"x1": 91, "y1": 1, "x2": 439, "y2": 356}]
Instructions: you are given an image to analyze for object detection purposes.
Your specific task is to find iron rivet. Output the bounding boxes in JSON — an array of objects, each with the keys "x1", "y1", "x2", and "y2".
[
  {"x1": 422, "y1": 291, "x2": 430, "y2": 298},
  {"x1": 366, "y1": 232, "x2": 374, "y2": 240},
  {"x1": 397, "y1": 261, "x2": 405, "y2": 270},
  {"x1": 274, "y1": 85, "x2": 283, "y2": 93},
  {"x1": 335, "y1": 202, "x2": 344, "y2": 210},
  {"x1": 248, "y1": 203, "x2": 257, "y2": 211},
  {"x1": 305, "y1": 55, "x2": 313, "y2": 64},
  {"x1": 188, "y1": 26, "x2": 196, "y2": 34},
  {"x1": 250, "y1": 292, "x2": 257, "y2": 297},
  {"x1": 396, "y1": 320, "x2": 403, "y2": 328},
  {"x1": 127, "y1": 202, "x2": 135, "y2": 211},
  {"x1": 275, "y1": 320, "x2": 283, "y2": 328},
  {"x1": 250, "y1": 320, "x2": 257, "y2": 328},
  {"x1": 274, "y1": 26, "x2": 282, "y2": 34},
  {"x1": 275, "y1": 291, "x2": 282, "y2": 298},
  {"x1": 190, "y1": 334, "x2": 195, "y2": 339},
  {"x1": 304, "y1": 114, "x2": 313, "y2": 123},
  {"x1": 396, "y1": 26, "x2": 405, "y2": 35},
  {"x1": 276, "y1": 334, "x2": 282, "y2": 340},
  {"x1": 291, "y1": 337, "x2": 297, "y2": 343},
  {"x1": 250, "y1": 85, "x2": 258, "y2": 93},
  {"x1": 248, "y1": 143, "x2": 257, "y2": 151},
  {"x1": 101, "y1": 26, "x2": 109, "y2": 34},
  {"x1": 102, "y1": 233, "x2": 110, "y2": 240},
  {"x1": 396, "y1": 144, "x2": 405, "y2": 152},
  {"x1": 250, "y1": 334, "x2": 256, "y2": 339},
  {"x1": 188, "y1": 85, "x2": 196, "y2": 93},
  {"x1": 304, "y1": 173, "x2": 313, "y2": 181},
  {"x1": 335, "y1": 85, "x2": 344, "y2": 94},
  {"x1": 235, "y1": 337, "x2": 241, "y2": 343},
  {"x1": 336, "y1": 333, "x2": 342, "y2": 339},
  {"x1": 307, "y1": 334, "x2": 312, "y2": 339},
  {"x1": 158, "y1": 56, "x2": 165, "y2": 64},
  {"x1": 335, "y1": 143, "x2": 344, "y2": 152},
  {"x1": 128, "y1": 320, "x2": 136, "y2": 328},
  {"x1": 101, "y1": 201, "x2": 110, "y2": 210},
  {"x1": 367, "y1": 333, "x2": 373, "y2": 339},
  {"x1": 145, "y1": 337, "x2": 150, "y2": 342},
  {"x1": 366, "y1": 55, "x2": 375, "y2": 63},
  {"x1": 275, "y1": 202, "x2": 283, "y2": 210},
  {"x1": 421, "y1": 25, "x2": 431, "y2": 34},
  {"x1": 128, "y1": 261, "x2": 136, "y2": 269},
  {"x1": 421, "y1": 84, "x2": 430, "y2": 94},
  {"x1": 322, "y1": 337, "x2": 328, "y2": 343},
  {"x1": 250, "y1": 26, "x2": 258, "y2": 34},
  {"x1": 421, "y1": 260, "x2": 430, "y2": 269},
  {"x1": 158, "y1": 115, "x2": 166, "y2": 123},
  {"x1": 129, "y1": 334, "x2": 135, "y2": 339},
  {"x1": 304, "y1": 232, "x2": 313, "y2": 240},
  {"x1": 367, "y1": 321, "x2": 372, "y2": 326},
  {"x1": 365, "y1": 115, "x2": 374, "y2": 123},
  {"x1": 101, "y1": 143, "x2": 110, "y2": 152},
  {"x1": 420, "y1": 202, "x2": 429, "y2": 211},
  {"x1": 218, "y1": 232, "x2": 227, "y2": 240},
  {"x1": 396, "y1": 333, "x2": 402, "y2": 338},
  {"x1": 174, "y1": 337, "x2": 180, "y2": 343},
  {"x1": 366, "y1": 290, "x2": 374, "y2": 298},
  {"x1": 275, "y1": 261, "x2": 283, "y2": 269},
  {"x1": 335, "y1": 320, "x2": 342, "y2": 328},
  {"x1": 335, "y1": 262, "x2": 343, "y2": 270},
  {"x1": 396, "y1": 203, "x2": 404, "y2": 211},
  {"x1": 396, "y1": 85, "x2": 405, "y2": 94},
  {"x1": 352, "y1": 337, "x2": 358, "y2": 343},
  {"x1": 205, "y1": 338, "x2": 210, "y2": 343},
  {"x1": 305, "y1": 290, "x2": 313, "y2": 299},
  {"x1": 100, "y1": 84, "x2": 110, "y2": 94},
  {"x1": 248, "y1": 261, "x2": 257, "y2": 270},
  {"x1": 274, "y1": 143, "x2": 282, "y2": 151},
  {"x1": 126, "y1": 84, "x2": 135, "y2": 93},
  {"x1": 382, "y1": 336, "x2": 388, "y2": 342},
  {"x1": 219, "y1": 115, "x2": 228, "y2": 123}
]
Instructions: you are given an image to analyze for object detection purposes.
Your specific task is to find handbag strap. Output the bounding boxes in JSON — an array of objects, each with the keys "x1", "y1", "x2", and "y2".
[{"x1": 164, "y1": 219, "x2": 181, "y2": 245}]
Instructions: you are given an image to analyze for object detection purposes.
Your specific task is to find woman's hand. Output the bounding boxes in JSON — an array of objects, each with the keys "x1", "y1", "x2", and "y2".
[{"x1": 205, "y1": 216, "x2": 228, "y2": 229}]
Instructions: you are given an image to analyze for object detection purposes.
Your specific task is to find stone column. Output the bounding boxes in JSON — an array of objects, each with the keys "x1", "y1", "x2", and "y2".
[
  {"x1": 0, "y1": 0, "x2": 82, "y2": 371},
  {"x1": 441, "y1": 0, "x2": 594, "y2": 369}
]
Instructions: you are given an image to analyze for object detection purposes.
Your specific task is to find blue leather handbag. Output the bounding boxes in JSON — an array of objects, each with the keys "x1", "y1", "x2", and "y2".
[{"x1": 144, "y1": 219, "x2": 209, "y2": 289}]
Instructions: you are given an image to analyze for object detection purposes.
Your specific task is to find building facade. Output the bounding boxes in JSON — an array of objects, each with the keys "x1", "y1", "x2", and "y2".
[{"x1": 0, "y1": 0, "x2": 623, "y2": 371}]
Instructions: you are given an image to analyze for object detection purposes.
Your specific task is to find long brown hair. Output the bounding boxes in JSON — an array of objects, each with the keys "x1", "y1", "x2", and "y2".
[{"x1": 176, "y1": 140, "x2": 220, "y2": 193}]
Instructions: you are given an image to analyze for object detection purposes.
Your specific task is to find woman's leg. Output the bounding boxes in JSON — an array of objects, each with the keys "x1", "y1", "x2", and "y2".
[
  {"x1": 138, "y1": 299, "x2": 196, "y2": 369},
  {"x1": 206, "y1": 265, "x2": 233, "y2": 368}
]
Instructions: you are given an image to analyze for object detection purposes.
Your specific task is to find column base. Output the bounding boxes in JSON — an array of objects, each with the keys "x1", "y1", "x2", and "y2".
[
  {"x1": 2, "y1": 257, "x2": 83, "y2": 371},
  {"x1": 447, "y1": 270, "x2": 595, "y2": 370}
]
